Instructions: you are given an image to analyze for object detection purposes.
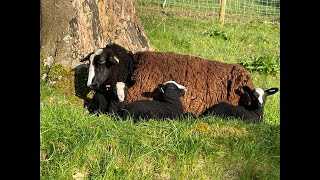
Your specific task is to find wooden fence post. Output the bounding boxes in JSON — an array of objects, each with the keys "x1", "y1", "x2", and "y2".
[{"x1": 219, "y1": 0, "x2": 227, "y2": 25}]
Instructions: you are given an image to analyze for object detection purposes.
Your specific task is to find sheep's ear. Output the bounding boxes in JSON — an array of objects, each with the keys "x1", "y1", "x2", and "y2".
[
  {"x1": 243, "y1": 86, "x2": 252, "y2": 93},
  {"x1": 95, "y1": 49, "x2": 104, "y2": 56},
  {"x1": 81, "y1": 48, "x2": 104, "y2": 62},
  {"x1": 80, "y1": 51, "x2": 94, "y2": 62},
  {"x1": 265, "y1": 88, "x2": 279, "y2": 96},
  {"x1": 109, "y1": 56, "x2": 120, "y2": 64}
]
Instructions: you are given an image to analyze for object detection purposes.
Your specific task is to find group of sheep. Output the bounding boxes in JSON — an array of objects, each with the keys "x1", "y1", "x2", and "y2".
[{"x1": 80, "y1": 43, "x2": 279, "y2": 122}]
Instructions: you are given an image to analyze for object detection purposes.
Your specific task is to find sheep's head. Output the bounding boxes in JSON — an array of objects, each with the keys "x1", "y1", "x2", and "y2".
[
  {"x1": 243, "y1": 86, "x2": 279, "y2": 109},
  {"x1": 80, "y1": 48, "x2": 120, "y2": 90},
  {"x1": 158, "y1": 80, "x2": 187, "y2": 100}
]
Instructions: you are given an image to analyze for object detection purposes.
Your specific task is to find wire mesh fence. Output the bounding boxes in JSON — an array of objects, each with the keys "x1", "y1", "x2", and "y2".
[{"x1": 136, "y1": 0, "x2": 280, "y2": 23}]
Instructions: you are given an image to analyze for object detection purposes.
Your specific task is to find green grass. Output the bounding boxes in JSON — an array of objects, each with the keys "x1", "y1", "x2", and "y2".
[
  {"x1": 41, "y1": 15, "x2": 280, "y2": 179},
  {"x1": 140, "y1": 15, "x2": 279, "y2": 65}
]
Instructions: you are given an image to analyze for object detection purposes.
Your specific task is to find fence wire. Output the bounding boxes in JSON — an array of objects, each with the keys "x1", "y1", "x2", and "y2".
[{"x1": 136, "y1": 0, "x2": 280, "y2": 22}]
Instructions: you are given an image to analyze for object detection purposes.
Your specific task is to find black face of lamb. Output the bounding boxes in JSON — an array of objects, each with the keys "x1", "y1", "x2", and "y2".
[
  {"x1": 158, "y1": 83, "x2": 185, "y2": 101},
  {"x1": 243, "y1": 86, "x2": 264, "y2": 109},
  {"x1": 243, "y1": 86, "x2": 279, "y2": 110},
  {"x1": 251, "y1": 91, "x2": 265, "y2": 108}
]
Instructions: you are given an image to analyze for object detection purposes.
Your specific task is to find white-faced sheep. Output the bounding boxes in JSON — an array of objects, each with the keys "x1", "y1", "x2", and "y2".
[
  {"x1": 119, "y1": 80, "x2": 187, "y2": 121},
  {"x1": 90, "y1": 82, "x2": 128, "y2": 114},
  {"x1": 201, "y1": 86, "x2": 279, "y2": 122},
  {"x1": 80, "y1": 43, "x2": 255, "y2": 115}
]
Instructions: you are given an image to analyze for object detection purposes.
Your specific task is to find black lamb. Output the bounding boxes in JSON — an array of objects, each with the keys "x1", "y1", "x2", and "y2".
[
  {"x1": 119, "y1": 80, "x2": 187, "y2": 122},
  {"x1": 90, "y1": 82, "x2": 128, "y2": 114},
  {"x1": 202, "y1": 86, "x2": 279, "y2": 122}
]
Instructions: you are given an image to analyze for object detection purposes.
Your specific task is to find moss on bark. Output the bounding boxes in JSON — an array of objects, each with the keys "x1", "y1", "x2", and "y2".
[{"x1": 40, "y1": 53, "x2": 92, "y2": 106}]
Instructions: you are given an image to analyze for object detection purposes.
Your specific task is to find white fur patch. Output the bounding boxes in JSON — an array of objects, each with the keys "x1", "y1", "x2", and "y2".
[
  {"x1": 87, "y1": 54, "x2": 95, "y2": 87},
  {"x1": 87, "y1": 49, "x2": 103, "y2": 87},
  {"x1": 116, "y1": 82, "x2": 126, "y2": 102},
  {"x1": 94, "y1": 48, "x2": 103, "y2": 56},
  {"x1": 255, "y1": 88, "x2": 265, "y2": 104},
  {"x1": 163, "y1": 80, "x2": 187, "y2": 91}
]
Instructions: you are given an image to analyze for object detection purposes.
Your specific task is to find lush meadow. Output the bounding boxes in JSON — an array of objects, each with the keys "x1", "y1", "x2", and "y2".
[{"x1": 40, "y1": 12, "x2": 280, "y2": 179}]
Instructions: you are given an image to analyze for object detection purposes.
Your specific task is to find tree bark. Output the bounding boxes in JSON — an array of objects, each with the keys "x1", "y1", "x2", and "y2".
[{"x1": 40, "y1": 0, "x2": 152, "y2": 68}]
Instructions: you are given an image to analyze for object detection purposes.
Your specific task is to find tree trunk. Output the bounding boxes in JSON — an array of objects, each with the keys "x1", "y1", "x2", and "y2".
[{"x1": 40, "y1": 0, "x2": 152, "y2": 68}]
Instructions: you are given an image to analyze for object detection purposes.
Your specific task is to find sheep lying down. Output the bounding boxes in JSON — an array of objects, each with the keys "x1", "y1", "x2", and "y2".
[
  {"x1": 80, "y1": 43, "x2": 255, "y2": 115},
  {"x1": 202, "y1": 86, "x2": 279, "y2": 122},
  {"x1": 118, "y1": 80, "x2": 188, "y2": 121}
]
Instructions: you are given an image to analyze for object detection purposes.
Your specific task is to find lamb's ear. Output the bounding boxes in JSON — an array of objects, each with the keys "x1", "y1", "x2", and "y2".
[
  {"x1": 179, "y1": 89, "x2": 186, "y2": 97},
  {"x1": 109, "y1": 56, "x2": 120, "y2": 64},
  {"x1": 243, "y1": 86, "x2": 252, "y2": 93},
  {"x1": 175, "y1": 83, "x2": 187, "y2": 91},
  {"x1": 265, "y1": 87, "x2": 279, "y2": 96},
  {"x1": 177, "y1": 85, "x2": 187, "y2": 97}
]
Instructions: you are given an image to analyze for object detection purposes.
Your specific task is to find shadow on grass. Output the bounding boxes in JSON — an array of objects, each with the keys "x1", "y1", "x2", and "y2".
[{"x1": 73, "y1": 64, "x2": 92, "y2": 111}]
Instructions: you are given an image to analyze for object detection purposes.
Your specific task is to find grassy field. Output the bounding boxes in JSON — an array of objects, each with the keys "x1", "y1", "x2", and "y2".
[{"x1": 40, "y1": 13, "x2": 280, "y2": 179}]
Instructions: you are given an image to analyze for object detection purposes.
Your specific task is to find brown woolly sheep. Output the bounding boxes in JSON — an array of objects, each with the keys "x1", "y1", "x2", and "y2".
[{"x1": 80, "y1": 43, "x2": 254, "y2": 115}]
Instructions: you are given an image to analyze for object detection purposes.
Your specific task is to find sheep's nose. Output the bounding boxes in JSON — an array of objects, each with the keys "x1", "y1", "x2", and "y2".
[
  {"x1": 89, "y1": 83, "x2": 98, "y2": 90},
  {"x1": 118, "y1": 94, "x2": 124, "y2": 102}
]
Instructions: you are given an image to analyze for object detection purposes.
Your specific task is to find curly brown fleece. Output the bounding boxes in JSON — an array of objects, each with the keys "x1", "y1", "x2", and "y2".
[{"x1": 126, "y1": 51, "x2": 254, "y2": 115}]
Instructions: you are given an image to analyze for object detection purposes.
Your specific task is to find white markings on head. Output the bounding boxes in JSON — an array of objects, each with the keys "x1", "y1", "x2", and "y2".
[
  {"x1": 116, "y1": 82, "x2": 126, "y2": 102},
  {"x1": 87, "y1": 54, "x2": 95, "y2": 87},
  {"x1": 163, "y1": 80, "x2": 187, "y2": 91},
  {"x1": 94, "y1": 49, "x2": 103, "y2": 56},
  {"x1": 255, "y1": 88, "x2": 265, "y2": 104},
  {"x1": 87, "y1": 49, "x2": 103, "y2": 87}
]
